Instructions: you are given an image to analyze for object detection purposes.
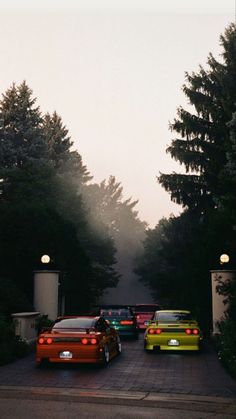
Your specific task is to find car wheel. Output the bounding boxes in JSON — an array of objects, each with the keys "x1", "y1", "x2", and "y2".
[
  {"x1": 116, "y1": 337, "x2": 122, "y2": 355},
  {"x1": 102, "y1": 345, "x2": 110, "y2": 365}
]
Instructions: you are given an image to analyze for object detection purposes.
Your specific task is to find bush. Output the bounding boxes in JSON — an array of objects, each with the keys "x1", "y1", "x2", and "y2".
[
  {"x1": 214, "y1": 317, "x2": 236, "y2": 379},
  {"x1": 35, "y1": 314, "x2": 54, "y2": 335}
]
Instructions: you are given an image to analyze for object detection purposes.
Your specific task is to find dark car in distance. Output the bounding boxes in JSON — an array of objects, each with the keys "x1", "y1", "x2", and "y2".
[
  {"x1": 133, "y1": 304, "x2": 162, "y2": 330},
  {"x1": 96, "y1": 305, "x2": 138, "y2": 339}
]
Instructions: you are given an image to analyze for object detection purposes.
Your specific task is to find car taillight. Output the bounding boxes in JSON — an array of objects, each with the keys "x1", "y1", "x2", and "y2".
[
  {"x1": 91, "y1": 338, "x2": 97, "y2": 345},
  {"x1": 148, "y1": 328, "x2": 162, "y2": 334},
  {"x1": 82, "y1": 338, "x2": 88, "y2": 345},
  {"x1": 120, "y1": 320, "x2": 133, "y2": 325},
  {"x1": 38, "y1": 337, "x2": 53, "y2": 344},
  {"x1": 185, "y1": 329, "x2": 199, "y2": 335}
]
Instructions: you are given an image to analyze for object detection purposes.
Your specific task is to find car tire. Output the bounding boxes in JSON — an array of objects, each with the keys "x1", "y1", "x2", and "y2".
[
  {"x1": 102, "y1": 345, "x2": 110, "y2": 365},
  {"x1": 116, "y1": 337, "x2": 122, "y2": 355}
]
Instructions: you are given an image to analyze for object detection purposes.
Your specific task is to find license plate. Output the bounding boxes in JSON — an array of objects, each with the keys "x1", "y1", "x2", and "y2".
[
  {"x1": 168, "y1": 339, "x2": 179, "y2": 346},
  {"x1": 59, "y1": 351, "x2": 73, "y2": 359}
]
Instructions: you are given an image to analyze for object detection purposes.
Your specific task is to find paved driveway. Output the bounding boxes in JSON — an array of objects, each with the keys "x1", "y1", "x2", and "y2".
[{"x1": 0, "y1": 335, "x2": 236, "y2": 397}]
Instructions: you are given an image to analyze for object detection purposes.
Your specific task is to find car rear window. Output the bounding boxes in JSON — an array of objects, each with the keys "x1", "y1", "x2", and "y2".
[
  {"x1": 100, "y1": 309, "x2": 131, "y2": 317},
  {"x1": 52, "y1": 318, "x2": 95, "y2": 329},
  {"x1": 153, "y1": 312, "x2": 193, "y2": 323}
]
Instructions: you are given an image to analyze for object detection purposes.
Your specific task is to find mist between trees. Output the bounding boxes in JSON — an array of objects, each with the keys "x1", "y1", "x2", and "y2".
[{"x1": 0, "y1": 81, "x2": 148, "y2": 315}]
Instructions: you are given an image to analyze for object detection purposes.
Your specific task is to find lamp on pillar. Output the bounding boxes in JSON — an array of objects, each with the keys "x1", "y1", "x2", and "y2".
[
  {"x1": 41, "y1": 254, "x2": 51, "y2": 265},
  {"x1": 211, "y1": 253, "x2": 235, "y2": 335},
  {"x1": 220, "y1": 253, "x2": 230, "y2": 265},
  {"x1": 34, "y1": 254, "x2": 60, "y2": 321}
]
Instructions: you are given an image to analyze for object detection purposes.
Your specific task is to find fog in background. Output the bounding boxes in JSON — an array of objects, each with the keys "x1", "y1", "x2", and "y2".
[{"x1": 0, "y1": 1, "x2": 234, "y2": 228}]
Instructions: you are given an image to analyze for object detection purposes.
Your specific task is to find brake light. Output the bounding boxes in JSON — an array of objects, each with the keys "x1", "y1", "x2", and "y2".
[
  {"x1": 120, "y1": 320, "x2": 133, "y2": 325},
  {"x1": 38, "y1": 338, "x2": 44, "y2": 344},
  {"x1": 46, "y1": 338, "x2": 53, "y2": 344},
  {"x1": 148, "y1": 328, "x2": 162, "y2": 334},
  {"x1": 82, "y1": 338, "x2": 88, "y2": 345},
  {"x1": 91, "y1": 338, "x2": 97, "y2": 345},
  {"x1": 185, "y1": 328, "x2": 199, "y2": 335}
]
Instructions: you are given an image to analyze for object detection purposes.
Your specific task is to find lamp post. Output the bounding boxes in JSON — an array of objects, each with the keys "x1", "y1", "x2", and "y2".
[
  {"x1": 210, "y1": 253, "x2": 235, "y2": 335},
  {"x1": 34, "y1": 254, "x2": 60, "y2": 320}
]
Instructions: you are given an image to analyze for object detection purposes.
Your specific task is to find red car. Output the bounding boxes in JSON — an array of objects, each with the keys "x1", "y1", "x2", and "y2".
[
  {"x1": 133, "y1": 304, "x2": 162, "y2": 330},
  {"x1": 36, "y1": 316, "x2": 121, "y2": 366}
]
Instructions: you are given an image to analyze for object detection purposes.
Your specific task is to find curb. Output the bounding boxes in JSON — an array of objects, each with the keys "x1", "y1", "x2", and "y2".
[{"x1": 0, "y1": 385, "x2": 235, "y2": 415}]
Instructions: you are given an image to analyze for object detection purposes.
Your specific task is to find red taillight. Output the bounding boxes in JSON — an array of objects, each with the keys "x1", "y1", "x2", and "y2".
[
  {"x1": 38, "y1": 337, "x2": 53, "y2": 344},
  {"x1": 148, "y1": 328, "x2": 162, "y2": 334},
  {"x1": 185, "y1": 329, "x2": 192, "y2": 335},
  {"x1": 91, "y1": 338, "x2": 97, "y2": 345},
  {"x1": 120, "y1": 320, "x2": 133, "y2": 325},
  {"x1": 193, "y1": 329, "x2": 199, "y2": 335},
  {"x1": 82, "y1": 338, "x2": 88, "y2": 345}
]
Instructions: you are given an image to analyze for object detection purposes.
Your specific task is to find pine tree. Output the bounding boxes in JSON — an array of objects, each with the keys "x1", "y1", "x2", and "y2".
[{"x1": 158, "y1": 24, "x2": 236, "y2": 214}]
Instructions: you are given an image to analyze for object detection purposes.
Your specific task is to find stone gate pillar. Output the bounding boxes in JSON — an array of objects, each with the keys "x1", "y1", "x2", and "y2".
[
  {"x1": 210, "y1": 270, "x2": 236, "y2": 334},
  {"x1": 34, "y1": 270, "x2": 60, "y2": 320}
]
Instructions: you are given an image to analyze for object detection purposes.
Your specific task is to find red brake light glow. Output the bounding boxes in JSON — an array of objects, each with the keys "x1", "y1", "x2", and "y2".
[
  {"x1": 193, "y1": 329, "x2": 199, "y2": 335},
  {"x1": 91, "y1": 338, "x2": 97, "y2": 345},
  {"x1": 82, "y1": 338, "x2": 88, "y2": 345},
  {"x1": 120, "y1": 320, "x2": 133, "y2": 325},
  {"x1": 38, "y1": 338, "x2": 44, "y2": 344},
  {"x1": 156, "y1": 329, "x2": 162, "y2": 334},
  {"x1": 185, "y1": 329, "x2": 192, "y2": 335},
  {"x1": 148, "y1": 328, "x2": 155, "y2": 334},
  {"x1": 46, "y1": 338, "x2": 53, "y2": 344}
]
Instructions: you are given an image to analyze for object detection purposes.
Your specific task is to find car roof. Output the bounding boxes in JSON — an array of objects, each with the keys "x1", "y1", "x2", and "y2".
[{"x1": 154, "y1": 310, "x2": 191, "y2": 314}]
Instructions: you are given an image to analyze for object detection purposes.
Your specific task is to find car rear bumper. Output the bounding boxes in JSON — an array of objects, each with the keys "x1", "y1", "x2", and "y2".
[
  {"x1": 144, "y1": 336, "x2": 201, "y2": 351},
  {"x1": 36, "y1": 345, "x2": 104, "y2": 364}
]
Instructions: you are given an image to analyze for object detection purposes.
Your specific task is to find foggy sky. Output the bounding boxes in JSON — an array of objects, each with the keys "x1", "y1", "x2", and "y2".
[{"x1": 0, "y1": 1, "x2": 234, "y2": 227}]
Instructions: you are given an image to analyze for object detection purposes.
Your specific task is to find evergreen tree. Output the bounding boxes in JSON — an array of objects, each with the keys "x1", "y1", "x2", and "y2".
[
  {"x1": 158, "y1": 24, "x2": 236, "y2": 215},
  {"x1": 0, "y1": 82, "x2": 119, "y2": 312}
]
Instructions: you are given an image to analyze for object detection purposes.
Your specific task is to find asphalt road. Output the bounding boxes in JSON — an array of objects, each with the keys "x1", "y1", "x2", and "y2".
[{"x1": 0, "y1": 335, "x2": 236, "y2": 418}]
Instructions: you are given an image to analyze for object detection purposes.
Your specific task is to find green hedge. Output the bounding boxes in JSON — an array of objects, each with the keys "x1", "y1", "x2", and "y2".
[{"x1": 214, "y1": 317, "x2": 236, "y2": 379}]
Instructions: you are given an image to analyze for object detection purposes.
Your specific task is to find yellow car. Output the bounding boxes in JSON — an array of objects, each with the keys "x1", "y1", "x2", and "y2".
[{"x1": 144, "y1": 310, "x2": 202, "y2": 352}]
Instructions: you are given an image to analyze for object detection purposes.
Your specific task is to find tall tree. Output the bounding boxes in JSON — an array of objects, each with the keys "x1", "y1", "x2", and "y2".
[
  {"x1": 135, "y1": 24, "x2": 236, "y2": 330},
  {"x1": 158, "y1": 24, "x2": 236, "y2": 215},
  {"x1": 0, "y1": 82, "x2": 119, "y2": 312}
]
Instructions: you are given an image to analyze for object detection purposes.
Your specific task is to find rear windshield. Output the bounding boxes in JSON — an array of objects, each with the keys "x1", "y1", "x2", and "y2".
[
  {"x1": 52, "y1": 318, "x2": 95, "y2": 330},
  {"x1": 153, "y1": 312, "x2": 193, "y2": 323},
  {"x1": 134, "y1": 305, "x2": 160, "y2": 312},
  {"x1": 100, "y1": 309, "x2": 131, "y2": 317}
]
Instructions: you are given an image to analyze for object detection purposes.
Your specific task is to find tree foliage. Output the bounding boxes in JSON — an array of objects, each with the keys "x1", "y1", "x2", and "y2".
[
  {"x1": 136, "y1": 24, "x2": 236, "y2": 331},
  {"x1": 0, "y1": 81, "x2": 118, "y2": 313}
]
